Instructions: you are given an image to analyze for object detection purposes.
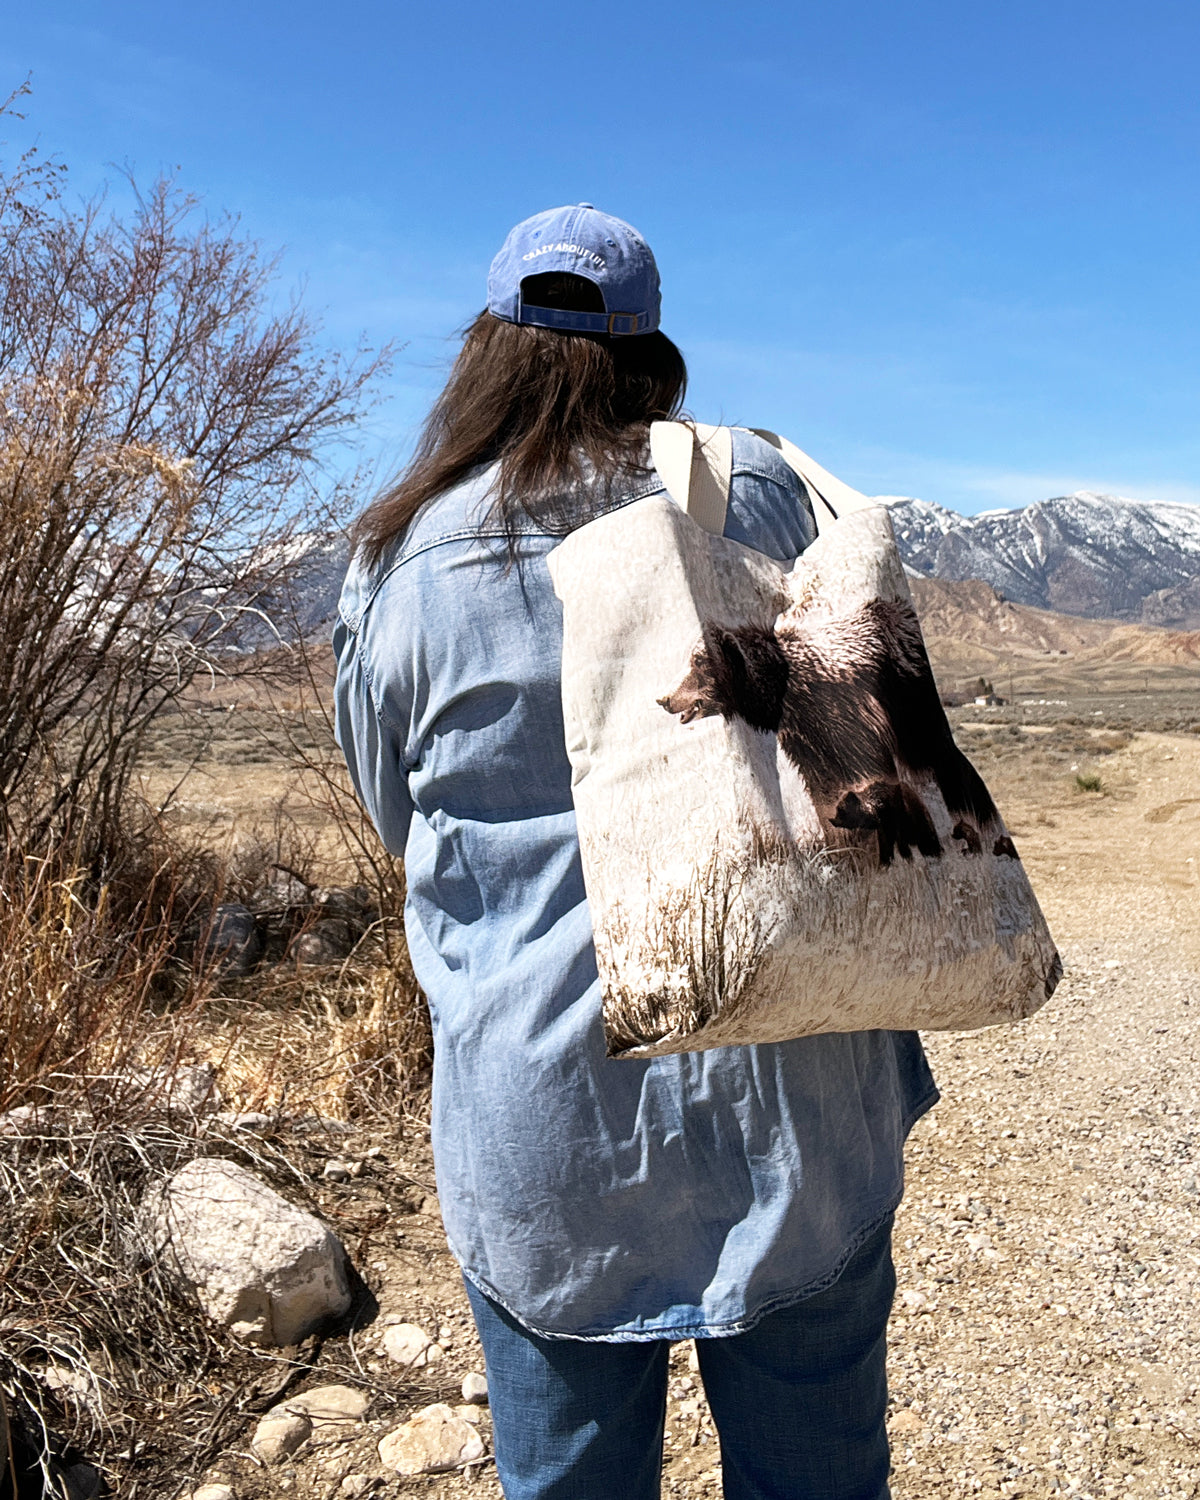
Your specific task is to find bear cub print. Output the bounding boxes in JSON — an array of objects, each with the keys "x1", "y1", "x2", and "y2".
[{"x1": 658, "y1": 596, "x2": 1017, "y2": 869}]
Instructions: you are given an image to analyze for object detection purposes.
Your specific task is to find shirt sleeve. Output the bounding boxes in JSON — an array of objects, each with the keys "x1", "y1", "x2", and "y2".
[
  {"x1": 721, "y1": 430, "x2": 818, "y2": 563},
  {"x1": 332, "y1": 613, "x2": 414, "y2": 859}
]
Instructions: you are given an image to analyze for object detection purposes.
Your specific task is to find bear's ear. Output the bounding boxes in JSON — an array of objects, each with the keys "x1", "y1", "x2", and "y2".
[
  {"x1": 697, "y1": 623, "x2": 744, "y2": 694},
  {"x1": 714, "y1": 628, "x2": 748, "y2": 678}
]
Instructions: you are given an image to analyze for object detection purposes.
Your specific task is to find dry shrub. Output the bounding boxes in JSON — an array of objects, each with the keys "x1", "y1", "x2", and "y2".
[
  {"x1": 0, "y1": 842, "x2": 205, "y2": 1116},
  {"x1": 0, "y1": 88, "x2": 388, "y2": 872},
  {"x1": 186, "y1": 621, "x2": 433, "y2": 1125},
  {"x1": 0, "y1": 702, "x2": 430, "y2": 1128},
  {"x1": 209, "y1": 962, "x2": 431, "y2": 1129},
  {"x1": 197, "y1": 770, "x2": 430, "y2": 1124},
  {"x1": 0, "y1": 92, "x2": 420, "y2": 1493}
]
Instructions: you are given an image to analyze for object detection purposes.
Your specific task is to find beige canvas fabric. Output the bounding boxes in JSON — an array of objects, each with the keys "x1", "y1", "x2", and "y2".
[{"x1": 546, "y1": 423, "x2": 1061, "y2": 1059}]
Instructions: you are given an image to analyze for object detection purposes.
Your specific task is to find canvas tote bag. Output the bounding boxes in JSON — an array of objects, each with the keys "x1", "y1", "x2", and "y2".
[{"x1": 546, "y1": 423, "x2": 1062, "y2": 1059}]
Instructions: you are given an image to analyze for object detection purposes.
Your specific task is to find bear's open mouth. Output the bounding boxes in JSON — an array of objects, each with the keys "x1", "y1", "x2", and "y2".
[{"x1": 656, "y1": 691, "x2": 704, "y2": 723}]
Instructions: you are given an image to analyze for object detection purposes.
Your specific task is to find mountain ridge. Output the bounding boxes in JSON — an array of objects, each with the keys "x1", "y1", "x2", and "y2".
[{"x1": 885, "y1": 490, "x2": 1200, "y2": 628}]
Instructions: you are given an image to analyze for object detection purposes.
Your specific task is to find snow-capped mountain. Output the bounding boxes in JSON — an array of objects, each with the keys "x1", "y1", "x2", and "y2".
[
  {"x1": 216, "y1": 530, "x2": 352, "y2": 651},
  {"x1": 883, "y1": 492, "x2": 1200, "y2": 628},
  {"x1": 252, "y1": 531, "x2": 352, "y2": 644}
]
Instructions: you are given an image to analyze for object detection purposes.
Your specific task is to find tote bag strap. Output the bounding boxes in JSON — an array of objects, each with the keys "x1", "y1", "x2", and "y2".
[
  {"x1": 650, "y1": 421, "x2": 877, "y2": 541},
  {"x1": 648, "y1": 421, "x2": 733, "y2": 536}
]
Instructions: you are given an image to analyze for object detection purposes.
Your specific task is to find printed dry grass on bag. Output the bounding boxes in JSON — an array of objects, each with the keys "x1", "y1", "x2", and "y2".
[{"x1": 598, "y1": 826, "x2": 810, "y2": 1053}]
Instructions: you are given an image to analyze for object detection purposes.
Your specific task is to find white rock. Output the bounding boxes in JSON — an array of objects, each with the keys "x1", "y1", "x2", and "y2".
[
  {"x1": 460, "y1": 1372, "x2": 488, "y2": 1405},
  {"x1": 42, "y1": 1363, "x2": 102, "y2": 1415},
  {"x1": 377, "y1": 1404, "x2": 485, "y2": 1475},
  {"x1": 454, "y1": 1405, "x2": 484, "y2": 1426},
  {"x1": 230, "y1": 1317, "x2": 268, "y2": 1342},
  {"x1": 128, "y1": 1063, "x2": 219, "y2": 1115},
  {"x1": 278, "y1": 1383, "x2": 371, "y2": 1421},
  {"x1": 251, "y1": 1411, "x2": 312, "y2": 1463},
  {"x1": 382, "y1": 1323, "x2": 443, "y2": 1370},
  {"x1": 340, "y1": 1478, "x2": 373, "y2": 1498},
  {"x1": 273, "y1": 1384, "x2": 371, "y2": 1444},
  {"x1": 146, "y1": 1158, "x2": 352, "y2": 1346},
  {"x1": 0, "y1": 1104, "x2": 60, "y2": 1136},
  {"x1": 191, "y1": 1486, "x2": 236, "y2": 1500}
]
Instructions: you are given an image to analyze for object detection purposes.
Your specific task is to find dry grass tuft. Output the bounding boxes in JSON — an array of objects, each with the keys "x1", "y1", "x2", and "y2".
[
  {"x1": 202, "y1": 952, "x2": 431, "y2": 1127},
  {"x1": 0, "y1": 842, "x2": 202, "y2": 1117}
]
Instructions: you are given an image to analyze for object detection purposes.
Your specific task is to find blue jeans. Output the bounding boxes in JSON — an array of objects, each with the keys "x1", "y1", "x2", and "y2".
[{"x1": 463, "y1": 1214, "x2": 895, "y2": 1500}]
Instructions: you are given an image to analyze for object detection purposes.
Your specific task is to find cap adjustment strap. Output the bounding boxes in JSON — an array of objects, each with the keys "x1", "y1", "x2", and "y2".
[{"x1": 514, "y1": 304, "x2": 649, "y2": 336}]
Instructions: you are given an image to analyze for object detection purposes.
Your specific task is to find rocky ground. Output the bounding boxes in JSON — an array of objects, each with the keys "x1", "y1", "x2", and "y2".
[{"x1": 165, "y1": 719, "x2": 1200, "y2": 1500}]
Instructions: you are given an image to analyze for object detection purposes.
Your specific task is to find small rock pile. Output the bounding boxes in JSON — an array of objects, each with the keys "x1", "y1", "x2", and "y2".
[
  {"x1": 188, "y1": 879, "x2": 379, "y2": 977},
  {"x1": 149, "y1": 1147, "x2": 496, "y2": 1488},
  {"x1": 250, "y1": 1385, "x2": 374, "y2": 1463}
]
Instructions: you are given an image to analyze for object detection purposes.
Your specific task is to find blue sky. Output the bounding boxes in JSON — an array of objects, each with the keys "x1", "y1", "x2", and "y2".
[{"x1": 3, "y1": 0, "x2": 1199, "y2": 513}]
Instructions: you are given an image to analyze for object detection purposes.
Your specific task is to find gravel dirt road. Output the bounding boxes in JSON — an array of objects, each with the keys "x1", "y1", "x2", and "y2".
[{"x1": 884, "y1": 728, "x2": 1200, "y2": 1500}]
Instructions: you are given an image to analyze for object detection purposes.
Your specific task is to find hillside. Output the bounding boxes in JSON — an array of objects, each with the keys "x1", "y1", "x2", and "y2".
[
  {"x1": 908, "y1": 576, "x2": 1200, "y2": 699},
  {"x1": 910, "y1": 576, "x2": 1200, "y2": 663}
]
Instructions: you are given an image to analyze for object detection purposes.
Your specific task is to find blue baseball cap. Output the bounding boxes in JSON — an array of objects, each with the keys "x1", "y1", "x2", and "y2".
[{"x1": 487, "y1": 203, "x2": 661, "y2": 337}]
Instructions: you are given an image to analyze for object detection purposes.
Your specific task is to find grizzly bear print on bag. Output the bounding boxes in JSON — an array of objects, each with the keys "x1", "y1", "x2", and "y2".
[{"x1": 658, "y1": 597, "x2": 1015, "y2": 868}]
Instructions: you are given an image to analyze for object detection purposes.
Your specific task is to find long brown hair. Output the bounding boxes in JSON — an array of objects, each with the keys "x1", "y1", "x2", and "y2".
[{"x1": 354, "y1": 273, "x2": 687, "y2": 565}]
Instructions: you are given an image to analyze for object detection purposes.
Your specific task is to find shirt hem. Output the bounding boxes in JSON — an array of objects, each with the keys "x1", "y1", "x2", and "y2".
[{"x1": 454, "y1": 1077, "x2": 940, "y2": 1344}]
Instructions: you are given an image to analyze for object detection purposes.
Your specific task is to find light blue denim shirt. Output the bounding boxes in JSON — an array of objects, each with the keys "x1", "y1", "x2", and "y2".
[{"x1": 333, "y1": 427, "x2": 937, "y2": 1341}]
